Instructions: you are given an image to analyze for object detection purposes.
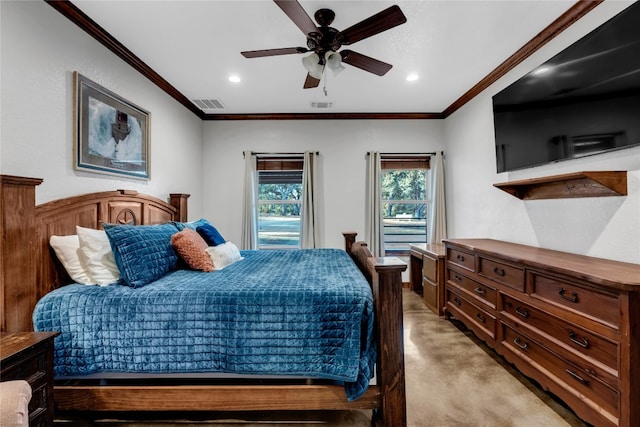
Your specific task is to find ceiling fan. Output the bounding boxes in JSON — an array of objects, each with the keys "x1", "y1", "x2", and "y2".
[{"x1": 241, "y1": 1, "x2": 407, "y2": 89}]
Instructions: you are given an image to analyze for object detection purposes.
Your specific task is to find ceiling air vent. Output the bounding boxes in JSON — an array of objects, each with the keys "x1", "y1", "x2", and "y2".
[
  {"x1": 193, "y1": 99, "x2": 225, "y2": 110},
  {"x1": 311, "y1": 101, "x2": 333, "y2": 109}
]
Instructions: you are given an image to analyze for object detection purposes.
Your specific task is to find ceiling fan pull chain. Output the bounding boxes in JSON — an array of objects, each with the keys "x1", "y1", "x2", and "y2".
[{"x1": 323, "y1": 74, "x2": 328, "y2": 96}]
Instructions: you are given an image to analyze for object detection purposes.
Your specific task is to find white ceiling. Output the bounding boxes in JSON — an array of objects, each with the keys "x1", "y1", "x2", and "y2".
[{"x1": 72, "y1": 0, "x2": 578, "y2": 115}]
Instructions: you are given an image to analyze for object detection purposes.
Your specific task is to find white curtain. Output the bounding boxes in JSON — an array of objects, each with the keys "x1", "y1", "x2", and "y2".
[
  {"x1": 365, "y1": 152, "x2": 384, "y2": 257},
  {"x1": 428, "y1": 151, "x2": 447, "y2": 243},
  {"x1": 301, "y1": 151, "x2": 319, "y2": 248},
  {"x1": 241, "y1": 152, "x2": 258, "y2": 250}
]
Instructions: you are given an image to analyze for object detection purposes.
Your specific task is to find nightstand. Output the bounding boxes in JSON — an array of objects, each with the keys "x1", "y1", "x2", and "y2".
[
  {"x1": 409, "y1": 243, "x2": 446, "y2": 315},
  {"x1": 1, "y1": 332, "x2": 59, "y2": 426}
]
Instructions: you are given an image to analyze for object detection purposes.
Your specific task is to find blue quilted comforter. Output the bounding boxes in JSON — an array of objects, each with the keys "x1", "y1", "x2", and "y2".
[{"x1": 33, "y1": 249, "x2": 375, "y2": 400}]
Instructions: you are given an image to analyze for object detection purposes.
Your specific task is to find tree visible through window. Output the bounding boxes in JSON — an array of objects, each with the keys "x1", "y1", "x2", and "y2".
[
  {"x1": 257, "y1": 158, "x2": 303, "y2": 249},
  {"x1": 381, "y1": 156, "x2": 431, "y2": 255}
]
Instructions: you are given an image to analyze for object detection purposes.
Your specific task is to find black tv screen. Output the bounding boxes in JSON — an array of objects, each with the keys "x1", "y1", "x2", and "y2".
[{"x1": 492, "y1": 2, "x2": 640, "y2": 173}]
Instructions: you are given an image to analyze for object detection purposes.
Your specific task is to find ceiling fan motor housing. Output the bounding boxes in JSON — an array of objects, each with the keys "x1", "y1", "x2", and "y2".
[{"x1": 306, "y1": 9, "x2": 344, "y2": 64}]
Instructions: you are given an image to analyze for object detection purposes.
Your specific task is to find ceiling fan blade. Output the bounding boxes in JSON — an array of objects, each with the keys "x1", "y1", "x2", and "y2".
[
  {"x1": 274, "y1": 0, "x2": 319, "y2": 37},
  {"x1": 340, "y1": 50, "x2": 393, "y2": 76},
  {"x1": 242, "y1": 47, "x2": 308, "y2": 58},
  {"x1": 340, "y1": 5, "x2": 407, "y2": 45},
  {"x1": 303, "y1": 73, "x2": 321, "y2": 89}
]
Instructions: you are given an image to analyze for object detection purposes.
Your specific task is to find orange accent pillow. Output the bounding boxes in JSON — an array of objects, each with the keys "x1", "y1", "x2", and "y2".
[{"x1": 171, "y1": 228, "x2": 214, "y2": 272}]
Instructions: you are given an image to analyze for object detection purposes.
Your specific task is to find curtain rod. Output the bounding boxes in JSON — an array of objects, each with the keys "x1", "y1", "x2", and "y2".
[
  {"x1": 243, "y1": 151, "x2": 319, "y2": 157},
  {"x1": 366, "y1": 151, "x2": 439, "y2": 156}
]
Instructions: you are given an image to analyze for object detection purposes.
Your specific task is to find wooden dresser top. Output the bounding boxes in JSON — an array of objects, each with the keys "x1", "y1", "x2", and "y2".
[
  {"x1": 444, "y1": 238, "x2": 640, "y2": 291},
  {"x1": 410, "y1": 243, "x2": 446, "y2": 258}
]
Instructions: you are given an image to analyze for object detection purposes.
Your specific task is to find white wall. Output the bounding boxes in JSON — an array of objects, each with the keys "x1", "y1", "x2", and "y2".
[
  {"x1": 202, "y1": 120, "x2": 445, "y2": 249},
  {"x1": 444, "y1": 0, "x2": 640, "y2": 264},
  {"x1": 0, "y1": 1, "x2": 204, "y2": 216}
]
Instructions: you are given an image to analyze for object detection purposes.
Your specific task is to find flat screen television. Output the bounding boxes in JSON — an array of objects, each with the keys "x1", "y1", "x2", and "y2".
[{"x1": 492, "y1": 1, "x2": 640, "y2": 173}]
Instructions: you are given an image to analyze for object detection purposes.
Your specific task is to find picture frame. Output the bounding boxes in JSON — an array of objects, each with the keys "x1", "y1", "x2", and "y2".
[{"x1": 74, "y1": 71, "x2": 150, "y2": 180}]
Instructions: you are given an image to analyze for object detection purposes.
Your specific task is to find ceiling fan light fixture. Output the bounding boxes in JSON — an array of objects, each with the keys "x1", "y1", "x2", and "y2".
[
  {"x1": 302, "y1": 53, "x2": 324, "y2": 79},
  {"x1": 325, "y1": 51, "x2": 345, "y2": 76}
]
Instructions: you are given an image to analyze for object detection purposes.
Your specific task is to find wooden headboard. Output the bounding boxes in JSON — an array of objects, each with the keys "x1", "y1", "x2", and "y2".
[{"x1": 0, "y1": 175, "x2": 190, "y2": 332}]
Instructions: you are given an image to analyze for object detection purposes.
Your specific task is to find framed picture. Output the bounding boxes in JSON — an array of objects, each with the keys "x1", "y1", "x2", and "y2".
[{"x1": 74, "y1": 71, "x2": 150, "y2": 179}]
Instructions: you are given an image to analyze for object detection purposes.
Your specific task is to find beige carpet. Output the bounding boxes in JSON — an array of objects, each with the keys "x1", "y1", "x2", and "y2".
[{"x1": 55, "y1": 290, "x2": 588, "y2": 427}]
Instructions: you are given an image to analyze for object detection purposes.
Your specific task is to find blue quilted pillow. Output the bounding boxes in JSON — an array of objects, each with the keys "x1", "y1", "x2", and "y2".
[
  {"x1": 172, "y1": 218, "x2": 210, "y2": 231},
  {"x1": 103, "y1": 223, "x2": 179, "y2": 288},
  {"x1": 196, "y1": 223, "x2": 226, "y2": 246}
]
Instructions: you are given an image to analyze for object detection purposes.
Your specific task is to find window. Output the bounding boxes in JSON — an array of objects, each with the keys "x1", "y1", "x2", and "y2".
[
  {"x1": 380, "y1": 156, "x2": 431, "y2": 256},
  {"x1": 257, "y1": 158, "x2": 303, "y2": 249}
]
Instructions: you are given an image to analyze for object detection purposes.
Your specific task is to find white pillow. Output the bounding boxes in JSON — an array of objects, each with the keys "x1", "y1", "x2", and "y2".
[
  {"x1": 76, "y1": 226, "x2": 120, "y2": 285},
  {"x1": 49, "y1": 235, "x2": 93, "y2": 285},
  {"x1": 206, "y1": 242, "x2": 243, "y2": 270}
]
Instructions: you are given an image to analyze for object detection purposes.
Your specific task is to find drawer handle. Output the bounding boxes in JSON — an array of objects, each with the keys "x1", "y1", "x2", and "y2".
[
  {"x1": 565, "y1": 369, "x2": 589, "y2": 386},
  {"x1": 515, "y1": 306, "x2": 529, "y2": 319},
  {"x1": 493, "y1": 267, "x2": 505, "y2": 276},
  {"x1": 473, "y1": 287, "x2": 486, "y2": 295},
  {"x1": 568, "y1": 331, "x2": 590, "y2": 349},
  {"x1": 476, "y1": 313, "x2": 486, "y2": 323},
  {"x1": 456, "y1": 254, "x2": 465, "y2": 262},
  {"x1": 558, "y1": 288, "x2": 579, "y2": 303},
  {"x1": 453, "y1": 297, "x2": 462, "y2": 307},
  {"x1": 454, "y1": 275, "x2": 462, "y2": 282},
  {"x1": 513, "y1": 337, "x2": 528, "y2": 350}
]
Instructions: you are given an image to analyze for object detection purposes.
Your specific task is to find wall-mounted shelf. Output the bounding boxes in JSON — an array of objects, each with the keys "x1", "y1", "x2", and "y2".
[{"x1": 494, "y1": 171, "x2": 627, "y2": 200}]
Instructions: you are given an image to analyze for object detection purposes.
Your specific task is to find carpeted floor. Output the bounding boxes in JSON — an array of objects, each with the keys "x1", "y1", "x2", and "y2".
[{"x1": 55, "y1": 290, "x2": 589, "y2": 427}]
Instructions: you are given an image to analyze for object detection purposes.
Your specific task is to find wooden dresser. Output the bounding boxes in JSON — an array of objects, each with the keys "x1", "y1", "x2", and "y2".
[
  {"x1": 410, "y1": 243, "x2": 446, "y2": 315},
  {"x1": 1, "y1": 332, "x2": 59, "y2": 426},
  {"x1": 443, "y1": 239, "x2": 640, "y2": 427}
]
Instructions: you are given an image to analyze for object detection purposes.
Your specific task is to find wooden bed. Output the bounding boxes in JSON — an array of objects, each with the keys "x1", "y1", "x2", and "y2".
[{"x1": 0, "y1": 175, "x2": 407, "y2": 426}]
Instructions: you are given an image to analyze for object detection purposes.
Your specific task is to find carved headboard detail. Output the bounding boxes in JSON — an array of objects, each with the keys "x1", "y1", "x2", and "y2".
[{"x1": 0, "y1": 175, "x2": 189, "y2": 332}]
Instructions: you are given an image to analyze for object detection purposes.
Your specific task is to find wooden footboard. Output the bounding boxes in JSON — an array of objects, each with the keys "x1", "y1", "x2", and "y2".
[{"x1": 0, "y1": 176, "x2": 407, "y2": 426}]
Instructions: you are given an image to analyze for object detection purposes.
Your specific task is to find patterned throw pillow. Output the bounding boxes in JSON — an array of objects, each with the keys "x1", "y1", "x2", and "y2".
[{"x1": 171, "y1": 228, "x2": 214, "y2": 272}]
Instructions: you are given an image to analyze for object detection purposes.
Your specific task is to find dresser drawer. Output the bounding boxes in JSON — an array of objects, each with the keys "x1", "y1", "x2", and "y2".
[
  {"x1": 423, "y1": 277, "x2": 438, "y2": 313},
  {"x1": 478, "y1": 257, "x2": 524, "y2": 292},
  {"x1": 446, "y1": 288, "x2": 495, "y2": 340},
  {"x1": 447, "y1": 247, "x2": 474, "y2": 271},
  {"x1": 502, "y1": 295, "x2": 618, "y2": 370},
  {"x1": 448, "y1": 269, "x2": 496, "y2": 309},
  {"x1": 423, "y1": 255, "x2": 438, "y2": 283},
  {"x1": 501, "y1": 323, "x2": 619, "y2": 418},
  {"x1": 531, "y1": 272, "x2": 619, "y2": 329}
]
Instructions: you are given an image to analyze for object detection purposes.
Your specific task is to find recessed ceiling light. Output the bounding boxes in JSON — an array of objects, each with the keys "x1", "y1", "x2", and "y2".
[
  {"x1": 228, "y1": 75, "x2": 241, "y2": 83},
  {"x1": 406, "y1": 74, "x2": 419, "y2": 82}
]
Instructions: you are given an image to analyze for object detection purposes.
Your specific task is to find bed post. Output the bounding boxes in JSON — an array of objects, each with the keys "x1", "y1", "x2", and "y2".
[
  {"x1": 1, "y1": 175, "x2": 43, "y2": 332},
  {"x1": 343, "y1": 232, "x2": 407, "y2": 426},
  {"x1": 370, "y1": 257, "x2": 407, "y2": 427},
  {"x1": 342, "y1": 231, "x2": 357, "y2": 254},
  {"x1": 169, "y1": 193, "x2": 190, "y2": 222}
]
